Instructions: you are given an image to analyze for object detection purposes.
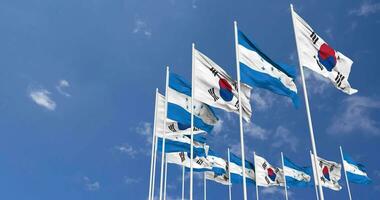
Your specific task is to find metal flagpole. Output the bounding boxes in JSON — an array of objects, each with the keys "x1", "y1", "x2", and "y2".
[
  {"x1": 290, "y1": 4, "x2": 324, "y2": 200},
  {"x1": 204, "y1": 173, "x2": 207, "y2": 200},
  {"x1": 159, "y1": 66, "x2": 170, "y2": 200},
  {"x1": 190, "y1": 43, "x2": 195, "y2": 200},
  {"x1": 281, "y1": 152, "x2": 289, "y2": 200},
  {"x1": 182, "y1": 166, "x2": 185, "y2": 200},
  {"x1": 164, "y1": 154, "x2": 168, "y2": 200},
  {"x1": 148, "y1": 89, "x2": 159, "y2": 200},
  {"x1": 340, "y1": 146, "x2": 353, "y2": 200},
  {"x1": 233, "y1": 20, "x2": 248, "y2": 200},
  {"x1": 152, "y1": 130, "x2": 159, "y2": 200},
  {"x1": 254, "y1": 152, "x2": 259, "y2": 200},
  {"x1": 310, "y1": 151, "x2": 320, "y2": 200},
  {"x1": 228, "y1": 148, "x2": 232, "y2": 200}
]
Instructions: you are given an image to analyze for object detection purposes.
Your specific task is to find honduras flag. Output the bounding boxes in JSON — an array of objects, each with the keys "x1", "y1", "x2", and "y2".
[
  {"x1": 343, "y1": 153, "x2": 372, "y2": 184},
  {"x1": 168, "y1": 73, "x2": 218, "y2": 133},
  {"x1": 207, "y1": 150, "x2": 228, "y2": 176},
  {"x1": 229, "y1": 152, "x2": 255, "y2": 184},
  {"x1": 283, "y1": 156, "x2": 312, "y2": 187},
  {"x1": 238, "y1": 30, "x2": 299, "y2": 107},
  {"x1": 157, "y1": 134, "x2": 208, "y2": 157}
]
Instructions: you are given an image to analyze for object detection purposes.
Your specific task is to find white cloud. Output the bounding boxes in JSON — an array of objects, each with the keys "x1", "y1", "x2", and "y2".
[
  {"x1": 327, "y1": 96, "x2": 380, "y2": 136},
  {"x1": 212, "y1": 119, "x2": 223, "y2": 135},
  {"x1": 244, "y1": 123, "x2": 268, "y2": 140},
  {"x1": 136, "y1": 122, "x2": 153, "y2": 143},
  {"x1": 251, "y1": 90, "x2": 274, "y2": 111},
  {"x1": 115, "y1": 143, "x2": 138, "y2": 158},
  {"x1": 56, "y1": 79, "x2": 71, "y2": 97},
  {"x1": 191, "y1": 0, "x2": 198, "y2": 9},
  {"x1": 261, "y1": 187, "x2": 292, "y2": 198},
  {"x1": 324, "y1": 28, "x2": 334, "y2": 40},
  {"x1": 29, "y1": 88, "x2": 56, "y2": 111},
  {"x1": 350, "y1": 1, "x2": 380, "y2": 16},
  {"x1": 83, "y1": 176, "x2": 100, "y2": 191},
  {"x1": 301, "y1": 69, "x2": 330, "y2": 95},
  {"x1": 271, "y1": 126, "x2": 299, "y2": 152},
  {"x1": 133, "y1": 19, "x2": 152, "y2": 37},
  {"x1": 124, "y1": 176, "x2": 141, "y2": 184}
]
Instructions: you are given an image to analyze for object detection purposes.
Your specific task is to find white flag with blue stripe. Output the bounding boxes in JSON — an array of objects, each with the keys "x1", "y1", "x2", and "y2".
[
  {"x1": 238, "y1": 30, "x2": 299, "y2": 107},
  {"x1": 229, "y1": 152, "x2": 255, "y2": 184},
  {"x1": 166, "y1": 151, "x2": 212, "y2": 172},
  {"x1": 157, "y1": 134, "x2": 208, "y2": 157},
  {"x1": 283, "y1": 156, "x2": 312, "y2": 187},
  {"x1": 168, "y1": 73, "x2": 218, "y2": 133},
  {"x1": 193, "y1": 48, "x2": 252, "y2": 122},
  {"x1": 205, "y1": 150, "x2": 230, "y2": 185},
  {"x1": 343, "y1": 153, "x2": 372, "y2": 184}
]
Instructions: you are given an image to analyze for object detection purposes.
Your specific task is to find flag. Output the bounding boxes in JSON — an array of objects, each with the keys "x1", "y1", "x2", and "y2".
[
  {"x1": 291, "y1": 8, "x2": 357, "y2": 95},
  {"x1": 157, "y1": 134, "x2": 208, "y2": 157},
  {"x1": 238, "y1": 30, "x2": 299, "y2": 107},
  {"x1": 255, "y1": 154, "x2": 285, "y2": 187},
  {"x1": 167, "y1": 73, "x2": 218, "y2": 133},
  {"x1": 156, "y1": 92, "x2": 204, "y2": 135},
  {"x1": 343, "y1": 153, "x2": 372, "y2": 184},
  {"x1": 193, "y1": 48, "x2": 252, "y2": 121},
  {"x1": 283, "y1": 156, "x2": 312, "y2": 187},
  {"x1": 311, "y1": 153, "x2": 342, "y2": 191},
  {"x1": 166, "y1": 152, "x2": 212, "y2": 172},
  {"x1": 205, "y1": 150, "x2": 230, "y2": 185},
  {"x1": 229, "y1": 152, "x2": 255, "y2": 184},
  {"x1": 206, "y1": 171, "x2": 230, "y2": 185}
]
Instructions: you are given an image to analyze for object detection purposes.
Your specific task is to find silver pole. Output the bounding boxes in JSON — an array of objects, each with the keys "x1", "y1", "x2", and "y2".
[
  {"x1": 204, "y1": 173, "x2": 207, "y2": 200},
  {"x1": 340, "y1": 146, "x2": 353, "y2": 200},
  {"x1": 281, "y1": 152, "x2": 289, "y2": 200},
  {"x1": 310, "y1": 151, "x2": 320, "y2": 200},
  {"x1": 254, "y1": 152, "x2": 259, "y2": 200},
  {"x1": 228, "y1": 148, "x2": 232, "y2": 200},
  {"x1": 233, "y1": 20, "x2": 248, "y2": 200},
  {"x1": 163, "y1": 154, "x2": 168, "y2": 200},
  {"x1": 190, "y1": 43, "x2": 195, "y2": 200},
  {"x1": 149, "y1": 89, "x2": 159, "y2": 200},
  {"x1": 182, "y1": 166, "x2": 185, "y2": 200},
  {"x1": 290, "y1": 4, "x2": 324, "y2": 200}
]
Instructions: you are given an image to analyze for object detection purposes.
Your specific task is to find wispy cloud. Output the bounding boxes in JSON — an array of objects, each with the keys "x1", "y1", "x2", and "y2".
[
  {"x1": 83, "y1": 176, "x2": 100, "y2": 191},
  {"x1": 244, "y1": 123, "x2": 269, "y2": 140},
  {"x1": 349, "y1": 1, "x2": 380, "y2": 16},
  {"x1": 327, "y1": 96, "x2": 380, "y2": 136},
  {"x1": 261, "y1": 187, "x2": 292, "y2": 198},
  {"x1": 135, "y1": 122, "x2": 153, "y2": 143},
  {"x1": 114, "y1": 143, "x2": 138, "y2": 158},
  {"x1": 132, "y1": 19, "x2": 152, "y2": 37},
  {"x1": 212, "y1": 119, "x2": 223, "y2": 135},
  {"x1": 56, "y1": 79, "x2": 71, "y2": 97},
  {"x1": 271, "y1": 126, "x2": 299, "y2": 152},
  {"x1": 124, "y1": 176, "x2": 141, "y2": 184},
  {"x1": 191, "y1": 0, "x2": 198, "y2": 9},
  {"x1": 251, "y1": 90, "x2": 275, "y2": 111},
  {"x1": 29, "y1": 88, "x2": 56, "y2": 111},
  {"x1": 301, "y1": 69, "x2": 330, "y2": 95}
]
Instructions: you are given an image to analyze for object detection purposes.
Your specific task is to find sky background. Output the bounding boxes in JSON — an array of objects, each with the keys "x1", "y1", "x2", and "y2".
[{"x1": 0, "y1": 0, "x2": 379, "y2": 199}]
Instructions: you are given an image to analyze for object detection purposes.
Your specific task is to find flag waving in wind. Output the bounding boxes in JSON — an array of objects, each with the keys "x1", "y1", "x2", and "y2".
[
  {"x1": 343, "y1": 153, "x2": 372, "y2": 184},
  {"x1": 254, "y1": 153, "x2": 285, "y2": 187},
  {"x1": 311, "y1": 153, "x2": 342, "y2": 191},
  {"x1": 193, "y1": 48, "x2": 252, "y2": 121},
  {"x1": 237, "y1": 29, "x2": 299, "y2": 107},
  {"x1": 291, "y1": 8, "x2": 357, "y2": 95},
  {"x1": 283, "y1": 156, "x2": 312, "y2": 187},
  {"x1": 167, "y1": 73, "x2": 218, "y2": 133}
]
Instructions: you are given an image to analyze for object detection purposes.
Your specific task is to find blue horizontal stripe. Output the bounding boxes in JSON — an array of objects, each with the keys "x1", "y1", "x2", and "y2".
[
  {"x1": 167, "y1": 103, "x2": 214, "y2": 133},
  {"x1": 347, "y1": 172, "x2": 372, "y2": 185},
  {"x1": 230, "y1": 152, "x2": 254, "y2": 169},
  {"x1": 185, "y1": 167, "x2": 212, "y2": 173},
  {"x1": 169, "y1": 72, "x2": 191, "y2": 97},
  {"x1": 230, "y1": 173, "x2": 255, "y2": 185},
  {"x1": 240, "y1": 63, "x2": 299, "y2": 107},
  {"x1": 285, "y1": 176, "x2": 312, "y2": 188},
  {"x1": 157, "y1": 137, "x2": 206, "y2": 157},
  {"x1": 238, "y1": 30, "x2": 296, "y2": 78},
  {"x1": 284, "y1": 156, "x2": 311, "y2": 175}
]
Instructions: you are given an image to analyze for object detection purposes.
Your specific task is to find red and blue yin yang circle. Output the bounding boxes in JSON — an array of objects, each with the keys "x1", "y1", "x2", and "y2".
[
  {"x1": 317, "y1": 43, "x2": 337, "y2": 71},
  {"x1": 322, "y1": 166, "x2": 330, "y2": 181},
  {"x1": 267, "y1": 168, "x2": 277, "y2": 181},
  {"x1": 218, "y1": 78, "x2": 234, "y2": 102}
]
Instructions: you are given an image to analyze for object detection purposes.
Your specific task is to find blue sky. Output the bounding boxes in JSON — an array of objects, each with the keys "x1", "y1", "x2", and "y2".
[{"x1": 0, "y1": 0, "x2": 379, "y2": 199}]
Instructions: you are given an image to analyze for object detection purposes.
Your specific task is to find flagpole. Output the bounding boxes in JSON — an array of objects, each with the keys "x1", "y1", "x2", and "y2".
[
  {"x1": 310, "y1": 151, "x2": 320, "y2": 200},
  {"x1": 190, "y1": 43, "x2": 195, "y2": 200},
  {"x1": 281, "y1": 152, "x2": 289, "y2": 200},
  {"x1": 340, "y1": 146, "x2": 353, "y2": 200},
  {"x1": 152, "y1": 131, "x2": 159, "y2": 200},
  {"x1": 182, "y1": 166, "x2": 185, "y2": 200},
  {"x1": 204, "y1": 173, "x2": 207, "y2": 200},
  {"x1": 159, "y1": 66, "x2": 170, "y2": 200},
  {"x1": 148, "y1": 88, "x2": 159, "y2": 200},
  {"x1": 254, "y1": 152, "x2": 259, "y2": 200},
  {"x1": 290, "y1": 4, "x2": 324, "y2": 200},
  {"x1": 228, "y1": 148, "x2": 232, "y2": 200},
  {"x1": 234, "y1": 20, "x2": 248, "y2": 200},
  {"x1": 164, "y1": 153, "x2": 168, "y2": 200}
]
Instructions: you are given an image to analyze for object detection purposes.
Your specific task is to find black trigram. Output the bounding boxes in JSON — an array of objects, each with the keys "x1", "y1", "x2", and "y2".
[
  {"x1": 265, "y1": 176, "x2": 271, "y2": 184},
  {"x1": 310, "y1": 32, "x2": 319, "y2": 44},
  {"x1": 209, "y1": 67, "x2": 219, "y2": 76},
  {"x1": 262, "y1": 162, "x2": 267, "y2": 170},
  {"x1": 335, "y1": 72, "x2": 345, "y2": 88},
  {"x1": 196, "y1": 159, "x2": 204, "y2": 165},
  {"x1": 179, "y1": 152, "x2": 186, "y2": 162},
  {"x1": 208, "y1": 88, "x2": 219, "y2": 101},
  {"x1": 234, "y1": 100, "x2": 240, "y2": 110},
  {"x1": 168, "y1": 124, "x2": 177, "y2": 132}
]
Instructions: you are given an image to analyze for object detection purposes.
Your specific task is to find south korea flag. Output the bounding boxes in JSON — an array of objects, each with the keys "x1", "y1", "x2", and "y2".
[
  {"x1": 193, "y1": 48, "x2": 252, "y2": 122},
  {"x1": 255, "y1": 153, "x2": 285, "y2": 187}
]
